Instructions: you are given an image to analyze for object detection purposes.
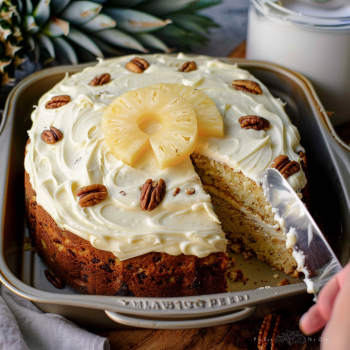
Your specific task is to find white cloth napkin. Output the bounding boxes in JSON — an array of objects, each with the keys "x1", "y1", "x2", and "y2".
[{"x1": 0, "y1": 286, "x2": 110, "y2": 350}]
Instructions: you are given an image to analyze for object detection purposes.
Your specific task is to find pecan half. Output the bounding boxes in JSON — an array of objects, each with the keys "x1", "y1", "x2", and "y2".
[
  {"x1": 45, "y1": 95, "x2": 71, "y2": 109},
  {"x1": 44, "y1": 269, "x2": 65, "y2": 289},
  {"x1": 41, "y1": 126, "x2": 63, "y2": 144},
  {"x1": 186, "y1": 188, "x2": 195, "y2": 195},
  {"x1": 76, "y1": 184, "x2": 108, "y2": 208},
  {"x1": 179, "y1": 61, "x2": 197, "y2": 72},
  {"x1": 140, "y1": 179, "x2": 166, "y2": 211},
  {"x1": 299, "y1": 151, "x2": 307, "y2": 172},
  {"x1": 271, "y1": 155, "x2": 301, "y2": 179},
  {"x1": 232, "y1": 80, "x2": 263, "y2": 95},
  {"x1": 239, "y1": 115, "x2": 270, "y2": 131},
  {"x1": 89, "y1": 73, "x2": 111, "y2": 86},
  {"x1": 258, "y1": 313, "x2": 282, "y2": 350},
  {"x1": 173, "y1": 187, "x2": 180, "y2": 197},
  {"x1": 125, "y1": 57, "x2": 150, "y2": 73}
]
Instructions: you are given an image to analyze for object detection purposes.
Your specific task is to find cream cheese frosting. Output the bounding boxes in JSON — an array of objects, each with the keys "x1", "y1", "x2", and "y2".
[{"x1": 25, "y1": 53, "x2": 306, "y2": 260}]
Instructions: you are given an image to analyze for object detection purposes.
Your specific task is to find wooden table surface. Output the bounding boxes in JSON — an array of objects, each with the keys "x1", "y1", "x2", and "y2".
[
  {"x1": 90, "y1": 43, "x2": 348, "y2": 350},
  {"x1": 92, "y1": 312, "x2": 322, "y2": 350}
]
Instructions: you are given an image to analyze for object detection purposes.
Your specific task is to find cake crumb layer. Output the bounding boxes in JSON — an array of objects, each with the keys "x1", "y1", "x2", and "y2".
[{"x1": 25, "y1": 171, "x2": 228, "y2": 297}]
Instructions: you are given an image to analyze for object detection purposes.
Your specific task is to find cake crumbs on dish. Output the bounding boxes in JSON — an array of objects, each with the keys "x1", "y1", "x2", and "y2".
[
  {"x1": 273, "y1": 274, "x2": 280, "y2": 278},
  {"x1": 227, "y1": 256, "x2": 237, "y2": 270},
  {"x1": 228, "y1": 268, "x2": 249, "y2": 285},
  {"x1": 242, "y1": 251, "x2": 253, "y2": 260},
  {"x1": 229, "y1": 242, "x2": 242, "y2": 254},
  {"x1": 277, "y1": 279, "x2": 290, "y2": 286},
  {"x1": 23, "y1": 237, "x2": 36, "y2": 252}
]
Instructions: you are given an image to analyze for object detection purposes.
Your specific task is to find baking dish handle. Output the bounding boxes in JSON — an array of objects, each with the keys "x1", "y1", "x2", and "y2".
[{"x1": 104, "y1": 305, "x2": 257, "y2": 329}]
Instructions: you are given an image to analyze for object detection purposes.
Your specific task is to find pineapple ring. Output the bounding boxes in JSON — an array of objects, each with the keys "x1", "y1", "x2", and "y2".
[
  {"x1": 151, "y1": 83, "x2": 224, "y2": 137},
  {"x1": 102, "y1": 87, "x2": 198, "y2": 169}
]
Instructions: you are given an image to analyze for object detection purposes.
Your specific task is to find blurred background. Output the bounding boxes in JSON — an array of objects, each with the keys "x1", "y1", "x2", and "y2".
[{"x1": 191, "y1": 0, "x2": 248, "y2": 56}]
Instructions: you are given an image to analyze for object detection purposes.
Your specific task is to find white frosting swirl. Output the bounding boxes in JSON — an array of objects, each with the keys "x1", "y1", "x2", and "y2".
[{"x1": 25, "y1": 53, "x2": 306, "y2": 260}]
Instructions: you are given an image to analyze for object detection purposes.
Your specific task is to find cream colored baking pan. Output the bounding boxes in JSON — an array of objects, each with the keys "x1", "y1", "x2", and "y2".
[{"x1": 0, "y1": 58, "x2": 349, "y2": 329}]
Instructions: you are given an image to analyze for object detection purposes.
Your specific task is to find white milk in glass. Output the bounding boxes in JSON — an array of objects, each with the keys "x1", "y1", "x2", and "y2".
[{"x1": 247, "y1": 0, "x2": 350, "y2": 126}]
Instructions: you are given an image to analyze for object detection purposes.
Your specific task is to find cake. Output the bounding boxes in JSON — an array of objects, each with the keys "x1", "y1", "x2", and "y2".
[{"x1": 24, "y1": 54, "x2": 307, "y2": 297}]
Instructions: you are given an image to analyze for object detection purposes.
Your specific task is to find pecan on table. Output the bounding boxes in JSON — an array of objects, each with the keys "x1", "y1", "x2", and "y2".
[
  {"x1": 232, "y1": 80, "x2": 263, "y2": 95},
  {"x1": 45, "y1": 95, "x2": 71, "y2": 109},
  {"x1": 179, "y1": 61, "x2": 197, "y2": 72},
  {"x1": 258, "y1": 313, "x2": 282, "y2": 350},
  {"x1": 89, "y1": 73, "x2": 111, "y2": 86},
  {"x1": 271, "y1": 155, "x2": 301, "y2": 179},
  {"x1": 41, "y1": 126, "x2": 63, "y2": 144},
  {"x1": 44, "y1": 269, "x2": 65, "y2": 289},
  {"x1": 140, "y1": 179, "x2": 166, "y2": 211},
  {"x1": 76, "y1": 184, "x2": 108, "y2": 208},
  {"x1": 239, "y1": 115, "x2": 270, "y2": 131},
  {"x1": 125, "y1": 57, "x2": 150, "y2": 73}
]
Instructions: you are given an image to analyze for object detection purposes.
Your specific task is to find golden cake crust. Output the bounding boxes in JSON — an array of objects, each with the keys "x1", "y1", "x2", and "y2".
[{"x1": 25, "y1": 170, "x2": 228, "y2": 297}]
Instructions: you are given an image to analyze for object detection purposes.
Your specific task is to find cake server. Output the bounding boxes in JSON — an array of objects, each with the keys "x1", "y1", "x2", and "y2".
[{"x1": 261, "y1": 168, "x2": 342, "y2": 297}]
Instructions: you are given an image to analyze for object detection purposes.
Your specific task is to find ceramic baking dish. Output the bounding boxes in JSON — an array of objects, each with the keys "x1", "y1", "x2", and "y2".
[{"x1": 0, "y1": 58, "x2": 349, "y2": 330}]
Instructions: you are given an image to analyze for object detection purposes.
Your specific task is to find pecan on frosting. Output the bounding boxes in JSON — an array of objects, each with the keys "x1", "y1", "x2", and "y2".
[
  {"x1": 185, "y1": 188, "x2": 195, "y2": 195},
  {"x1": 271, "y1": 155, "x2": 301, "y2": 179},
  {"x1": 140, "y1": 179, "x2": 166, "y2": 211},
  {"x1": 41, "y1": 126, "x2": 63, "y2": 144},
  {"x1": 232, "y1": 80, "x2": 263, "y2": 95},
  {"x1": 298, "y1": 150, "x2": 307, "y2": 174},
  {"x1": 258, "y1": 313, "x2": 282, "y2": 350},
  {"x1": 239, "y1": 115, "x2": 270, "y2": 131},
  {"x1": 125, "y1": 57, "x2": 149, "y2": 73},
  {"x1": 89, "y1": 73, "x2": 111, "y2": 86},
  {"x1": 76, "y1": 184, "x2": 108, "y2": 208},
  {"x1": 179, "y1": 61, "x2": 197, "y2": 72},
  {"x1": 45, "y1": 95, "x2": 71, "y2": 109}
]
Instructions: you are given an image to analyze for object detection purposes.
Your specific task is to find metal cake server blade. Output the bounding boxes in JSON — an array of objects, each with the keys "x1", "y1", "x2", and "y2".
[{"x1": 261, "y1": 168, "x2": 342, "y2": 297}]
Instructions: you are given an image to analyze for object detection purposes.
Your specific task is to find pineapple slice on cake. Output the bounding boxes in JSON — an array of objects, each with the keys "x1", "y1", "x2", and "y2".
[
  {"x1": 102, "y1": 87, "x2": 197, "y2": 169},
  {"x1": 151, "y1": 83, "x2": 224, "y2": 137}
]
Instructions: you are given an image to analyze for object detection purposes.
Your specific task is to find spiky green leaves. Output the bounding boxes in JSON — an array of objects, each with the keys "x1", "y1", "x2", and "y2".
[
  {"x1": 0, "y1": 0, "x2": 221, "y2": 87},
  {"x1": 0, "y1": 0, "x2": 25, "y2": 86},
  {"x1": 104, "y1": 8, "x2": 171, "y2": 33},
  {"x1": 60, "y1": 1, "x2": 102, "y2": 25}
]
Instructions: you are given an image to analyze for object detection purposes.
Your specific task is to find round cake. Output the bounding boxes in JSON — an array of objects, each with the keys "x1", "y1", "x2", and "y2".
[{"x1": 25, "y1": 54, "x2": 308, "y2": 297}]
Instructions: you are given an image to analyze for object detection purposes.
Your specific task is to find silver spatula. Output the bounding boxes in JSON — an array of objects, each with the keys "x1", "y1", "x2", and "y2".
[{"x1": 261, "y1": 168, "x2": 342, "y2": 297}]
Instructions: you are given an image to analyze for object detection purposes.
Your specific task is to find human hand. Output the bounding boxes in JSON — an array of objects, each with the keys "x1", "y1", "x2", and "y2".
[{"x1": 299, "y1": 263, "x2": 350, "y2": 349}]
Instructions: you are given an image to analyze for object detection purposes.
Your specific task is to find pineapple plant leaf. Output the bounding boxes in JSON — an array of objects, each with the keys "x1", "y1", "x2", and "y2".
[
  {"x1": 0, "y1": 0, "x2": 221, "y2": 87},
  {"x1": 136, "y1": 0, "x2": 199, "y2": 16},
  {"x1": 81, "y1": 14, "x2": 116, "y2": 32},
  {"x1": 103, "y1": 8, "x2": 171, "y2": 33},
  {"x1": 60, "y1": 1, "x2": 102, "y2": 26},
  {"x1": 52, "y1": 36, "x2": 77, "y2": 64},
  {"x1": 135, "y1": 33, "x2": 172, "y2": 53}
]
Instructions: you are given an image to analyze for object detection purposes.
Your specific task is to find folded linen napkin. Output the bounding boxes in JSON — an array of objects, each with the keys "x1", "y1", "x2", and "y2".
[{"x1": 0, "y1": 286, "x2": 110, "y2": 350}]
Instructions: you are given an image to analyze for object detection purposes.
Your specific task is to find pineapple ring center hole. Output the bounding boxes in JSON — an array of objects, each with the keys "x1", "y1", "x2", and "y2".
[{"x1": 137, "y1": 112, "x2": 163, "y2": 135}]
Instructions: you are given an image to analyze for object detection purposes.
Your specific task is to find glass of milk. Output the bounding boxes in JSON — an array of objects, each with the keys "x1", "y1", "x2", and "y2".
[{"x1": 246, "y1": 0, "x2": 350, "y2": 126}]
